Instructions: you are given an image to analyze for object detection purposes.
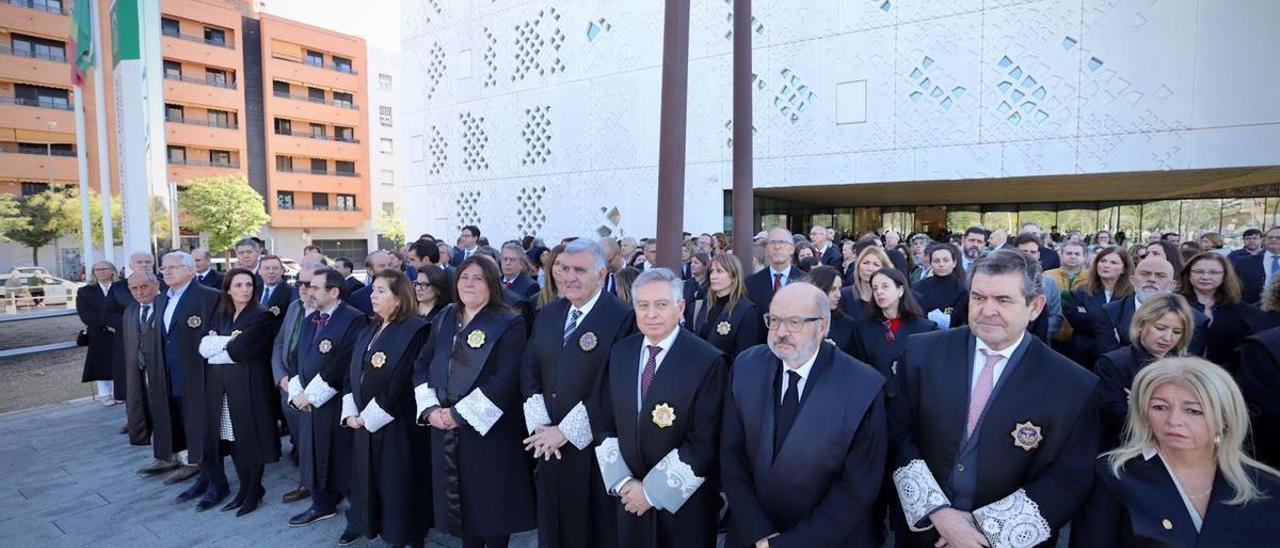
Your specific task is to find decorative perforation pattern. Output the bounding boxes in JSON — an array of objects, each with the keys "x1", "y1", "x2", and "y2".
[
  {"x1": 994, "y1": 55, "x2": 1048, "y2": 126},
  {"x1": 516, "y1": 186, "x2": 547, "y2": 236},
  {"x1": 522, "y1": 106, "x2": 552, "y2": 165},
  {"x1": 908, "y1": 56, "x2": 967, "y2": 112},
  {"x1": 428, "y1": 126, "x2": 447, "y2": 175},
  {"x1": 774, "y1": 68, "x2": 815, "y2": 124},
  {"x1": 424, "y1": 0, "x2": 442, "y2": 23},
  {"x1": 723, "y1": 0, "x2": 764, "y2": 40},
  {"x1": 596, "y1": 206, "x2": 624, "y2": 238},
  {"x1": 459, "y1": 112, "x2": 489, "y2": 172},
  {"x1": 512, "y1": 7, "x2": 565, "y2": 82},
  {"x1": 455, "y1": 191, "x2": 482, "y2": 233},
  {"x1": 586, "y1": 18, "x2": 612, "y2": 42},
  {"x1": 482, "y1": 27, "x2": 499, "y2": 88},
  {"x1": 426, "y1": 42, "x2": 446, "y2": 99}
]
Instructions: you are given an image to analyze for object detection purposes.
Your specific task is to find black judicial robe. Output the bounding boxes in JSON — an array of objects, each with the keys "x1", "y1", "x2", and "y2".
[
  {"x1": 414, "y1": 306, "x2": 535, "y2": 538},
  {"x1": 342, "y1": 276, "x2": 365, "y2": 301},
  {"x1": 196, "y1": 269, "x2": 223, "y2": 289},
  {"x1": 850, "y1": 316, "x2": 938, "y2": 384},
  {"x1": 292, "y1": 303, "x2": 366, "y2": 493},
  {"x1": 1236, "y1": 326, "x2": 1280, "y2": 469},
  {"x1": 889, "y1": 328, "x2": 1100, "y2": 547},
  {"x1": 201, "y1": 304, "x2": 282, "y2": 466},
  {"x1": 344, "y1": 317, "x2": 432, "y2": 545},
  {"x1": 519, "y1": 293, "x2": 634, "y2": 548},
  {"x1": 837, "y1": 286, "x2": 869, "y2": 321},
  {"x1": 693, "y1": 297, "x2": 761, "y2": 365},
  {"x1": 504, "y1": 271, "x2": 540, "y2": 300},
  {"x1": 1188, "y1": 300, "x2": 1258, "y2": 368},
  {"x1": 503, "y1": 287, "x2": 537, "y2": 335},
  {"x1": 1071, "y1": 456, "x2": 1280, "y2": 547},
  {"x1": 153, "y1": 282, "x2": 220, "y2": 464},
  {"x1": 911, "y1": 273, "x2": 966, "y2": 328},
  {"x1": 595, "y1": 329, "x2": 726, "y2": 548},
  {"x1": 745, "y1": 266, "x2": 802, "y2": 319},
  {"x1": 826, "y1": 309, "x2": 857, "y2": 354},
  {"x1": 123, "y1": 299, "x2": 161, "y2": 447},
  {"x1": 1242, "y1": 310, "x2": 1280, "y2": 337},
  {"x1": 258, "y1": 282, "x2": 295, "y2": 342},
  {"x1": 76, "y1": 284, "x2": 115, "y2": 383},
  {"x1": 347, "y1": 284, "x2": 374, "y2": 317},
  {"x1": 1096, "y1": 343, "x2": 1159, "y2": 447},
  {"x1": 104, "y1": 280, "x2": 138, "y2": 398},
  {"x1": 682, "y1": 278, "x2": 707, "y2": 327},
  {"x1": 1097, "y1": 295, "x2": 1209, "y2": 357},
  {"x1": 1236, "y1": 252, "x2": 1266, "y2": 305},
  {"x1": 721, "y1": 342, "x2": 887, "y2": 547},
  {"x1": 1062, "y1": 287, "x2": 1113, "y2": 368}
]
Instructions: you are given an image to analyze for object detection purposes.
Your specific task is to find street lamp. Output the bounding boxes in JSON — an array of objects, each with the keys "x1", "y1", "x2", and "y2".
[{"x1": 46, "y1": 120, "x2": 58, "y2": 190}]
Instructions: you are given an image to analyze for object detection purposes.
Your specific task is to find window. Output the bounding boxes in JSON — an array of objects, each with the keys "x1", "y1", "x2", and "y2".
[
  {"x1": 207, "y1": 109, "x2": 231, "y2": 128},
  {"x1": 17, "y1": 142, "x2": 71, "y2": 155},
  {"x1": 379, "y1": 106, "x2": 392, "y2": 127},
  {"x1": 310, "y1": 158, "x2": 327, "y2": 174},
  {"x1": 25, "y1": 0, "x2": 64, "y2": 14},
  {"x1": 273, "y1": 118, "x2": 291, "y2": 135},
  {"x1": 311, "y1": 192, "x2": 329, "y2": 210},
  {"x1": 14, "y1": 84, "x2": 70, "y2": 109},
  {"x1": 380, "y1": 169, "x2": 394, "y2": 186},
  {"x1": 21, "y1": 182, "x2": 50, "y2": 197},
  {"x1": 332, "y1": 56, "x2": 352, "y2": 73},
  {"x1": 165, "y1": 104, "x2": 184, "y2": 123},
  {"x1": 305, "y1": 50, "x2": 324, "y2": 68},
  {"x1": 378, "y1": 74, "x2": 392, "y2": 91},
  {"x1": 309, "y1": 123, "x2": 326, "y2": 139},
  {"x1": 163, "y1": 60, "x2": 182, "y2": 79},
  {"x1": 161, "y1": 17, "x2": 180, "y2": 37},
  {"x1": 209, "y1": 150, "x2": 231, "y2": 167},
  {"x1": 332, "y1": 92, "x2": 353, "y2": 108},
  {"x1": 11, "y1": 34, "x2": 67, "y2": 63},
  {"x1": 167, "y1": 146, "x2": 187, "y2": 164},
  {"x1": 307, "y1": 87, "x2": 325, "y2": 102},
  {"x1": 334, "y1": 126, "x2": 354, "y2": 143},
  {"x1": 202, "y1": 27, "x2": 226, "y2": 46},
  {"x1": 335, "y1": 161, "x2": 356, "y2": 176},
  {"x1": 382, "y1": 202, "x2": 396, "y2": 215},
  {"x1": 272, "y1": 80, "x2": 290, "y2": 97},
  {"x1": 205, "y1": 68, "x2": 229, "y2": 87},
  {"x1": 277, "y1": 191, "x2": 294, "y2": 210},
  {"x1": 336, "y1": 194, "x2": 357, "y2": 211},
  {"x1": 379, "y1": 138, "x2": 393, "y2": 154},
  {"x1": 276, "y1": 155, "x2": 293, "y2": 172}
]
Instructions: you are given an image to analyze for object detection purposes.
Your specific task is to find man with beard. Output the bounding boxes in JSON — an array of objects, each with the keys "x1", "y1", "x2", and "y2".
[
  {"x1": 1096, "y1": 256, "x2": 1207, "y2": 355},
  {"x1": 960, "y1": 227, "x2": 986, "y2": 275}
]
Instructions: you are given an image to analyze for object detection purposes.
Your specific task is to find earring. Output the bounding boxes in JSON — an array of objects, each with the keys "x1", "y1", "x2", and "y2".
[{"x1": 1215, "y1": 434, "x2": 1222, "y2": 444}]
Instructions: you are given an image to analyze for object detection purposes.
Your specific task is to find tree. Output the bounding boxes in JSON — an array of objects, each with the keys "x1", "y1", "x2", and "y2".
[
  {"x1": 86, "y1": 189, "x2": 123, "y2": 247},
  {"x1": 3, "y1": 188, "x2": 80, "y2": 265},
  {"x1": 0, "y1": 193, "x2": 24, "y2": 242},
  {"x1": 177, "y1": 174, "x2": 270, "y2": 255},
  {"x1": 375, "y1": 205, "x2": 406, "y2": 249}
]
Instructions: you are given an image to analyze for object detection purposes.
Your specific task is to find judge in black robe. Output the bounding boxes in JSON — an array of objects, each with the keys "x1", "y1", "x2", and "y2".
[
  {"x1": 501, "y1": 270, "x2": 540, "y2": 300},
  {"x1": 1062, "y1": 286, "x2": 1117, "y2": 369},
  {"x1": 1242, "y1": 309, "x2": 1280, "y2": 337},
  {"x1": 1236, "y1": 326, "x2": 1280, "y2": 469},
  {"x1": 594, "y1": 268, "x2": 726, "y2": 548},
  {"x1": 692, "y1": 294, "x2": 761, "y2": 366},
  {"x1": 1096, "y1": 343, "x2": 1161, "y2": 447},
  {"x1": 1097, "y1": 294, "x2": 1208, "y2": 356},
  {"x1": 414, "y1": 259, "x2": 535, "y2": 547},
  {"x1": 911, "y1": 270, "x2": 966, "y2": 330},
  {"x1": 850, "y1": 314, "x2": 937, "y2": 386},
  {"x1": 341, "y1": 284, "x2": 432, "y2": 546},
  {"x1": 1188, "y1": 300, "x2": 1258, "y2": 368},
  {"x1": 519, "y1": 242, "x2": 634, "y2": 548}
]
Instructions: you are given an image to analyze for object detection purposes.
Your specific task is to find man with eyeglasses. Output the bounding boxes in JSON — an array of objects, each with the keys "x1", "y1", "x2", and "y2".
[
  {"x1": 272, "y1": 265, "x2": 320, "y2": 503},
  {"x1": 592, "y1": 267, "x2": 725, "y2": 548},
  {"x1": 746, "y1": 227, "x2": 802, "y2": 318},
  {"x1": 1235, "y1": 226, "x2": 1280, "y2": 304},
  {"x1": 722, "y1": 282, "x2": 888, "y2": 547},
  {"x1": 1096, "y1": 256, "x2": 1207, "y2": 355}
]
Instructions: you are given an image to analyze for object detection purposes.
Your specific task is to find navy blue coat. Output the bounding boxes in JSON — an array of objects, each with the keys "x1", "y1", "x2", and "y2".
[
  {"x1": 745, "y1": 266, "x2": 801, "y2": 320},
  {"x1": 1235, "y1": 252, "x2": 1266, "y2": 305},
  {"x1": 293, "y1": 303, "x2": 366, "y2": 492},
  {"x1": 1097, "y1": 295, "x2": 1209, "y2": 357}
]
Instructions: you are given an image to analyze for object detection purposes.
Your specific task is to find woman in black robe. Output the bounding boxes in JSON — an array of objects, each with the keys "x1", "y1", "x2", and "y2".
[
  {"x1": 414, "y1": 264, "x2": 452, "y2": 325},
  {"x1": 412, "y1": 256, "x2": 535, "y2": 548},
  {"x1": 196, "y1": 268, "x2": 281, "y2": 516},
  {"x1": 800, "y1": 265, "x2": 857, "y2": 353},
  {"x1": 1063, "y1": 245, "x2": 1134, "y2": 368},
  {"x1": 340, "y1": 269, "x2": 433, "y2": 547},
  {"x1": 693, "y1": 253, "x2": 760, "y2": 364},
  {"x1": 1175, "y1": 252, "x2": 1259, "y2": 368},
  {"x1": 911, "y1": 243, "x2": 966, "y2": 330},
  {"x1": 850, "y1": 267, "x2": 937, "y2": 384}
]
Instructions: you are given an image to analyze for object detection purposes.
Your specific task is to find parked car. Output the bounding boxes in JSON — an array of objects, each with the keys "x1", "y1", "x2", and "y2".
[{"x1": 1, "y1": 270, "x2": 76, "y2": 309}]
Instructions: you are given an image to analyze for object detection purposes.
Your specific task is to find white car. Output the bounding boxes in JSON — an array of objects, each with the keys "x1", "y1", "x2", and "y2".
[{"x1": 1, "y1": 270, "x2": 76, "y2": 308}]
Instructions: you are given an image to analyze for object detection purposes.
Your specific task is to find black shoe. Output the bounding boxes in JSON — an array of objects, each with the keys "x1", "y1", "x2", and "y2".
[
  {"x1": 163, "y1": 465, "x2": 200, "y2": 485},
  {"x1": 174, "y1": 478, "x2": 209, "y2": 504},
  {"x1": 220, "y1": 491, "x2": 246, "y2": 512},
  {"x1": 282, "y1": 486, "x2": 310, "y2": 504},
  {"x1": 289, "y1": 507, "x2": 337, "y2": 527},
  {"x1": 236, "y1": 494, "x2": 262, "y2": 517},
  {"x1": 337, "y1": 529, "x2": 360, "y2": 546},
  {"x1": 195, "y1": 486, "x2": 229, "y2": 511}
]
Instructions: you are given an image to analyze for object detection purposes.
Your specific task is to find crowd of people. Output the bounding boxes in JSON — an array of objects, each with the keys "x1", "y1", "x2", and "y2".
[{"x1": 70, "y1": 221, "x2": 1280, "y2": 547}]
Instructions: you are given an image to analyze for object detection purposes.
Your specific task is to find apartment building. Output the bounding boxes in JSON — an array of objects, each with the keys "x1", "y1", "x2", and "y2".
[{"x1": 366, "y1": 46, "x2": 402, "y2": 253}]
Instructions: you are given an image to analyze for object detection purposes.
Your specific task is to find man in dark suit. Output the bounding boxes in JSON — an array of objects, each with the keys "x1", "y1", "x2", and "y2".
[
  {"x1": 746, "y1": 227, "x2": 803, "y2": 318},
  {"x1": 1096, "y1": 256, "x2": 1208, "y2": 355},
  {"x1": 105, "y1": 252, "x2": 169, "y2": 410},
  {"x1": 521, "y1": 239, "x2": 634, "y2": 548},
  {"x1": 500, "y1": 242, "x2": 541, "y2": 300},
  {"x1": 1236, "y1": 226, "x2": 1280, "y2": 304},
  {"x1": 122, "y1": 271, "x2": 171, "y2": 473},
  {"x1": 153, "y1": 250, "x2": 224, "y2": 509},
  {"x1": 593, "y1": 267, "x2": 725, "y2": 548},
  {"x1": 599, "y1": 237, "x2": 623, "y2": 295},
  {"x1": 258, "y1": 255, "x2": 295, "y2": 338},
  {"x1": 722, "y1": 283, "x2": 887, "y2": 547},
  {"x1": 333, "y1": 258, "x2": 364, "y2": 300},
  {"x1": 889, "y1": 250, "x2": 1099, "y2": 547},
  {"x1": 192, "y1": 248, "x2": 224, "y2": 289},
  {"x1": 1019, "y1": 222, "x2": 1060, "y2": 271},
  {"x1": 449, "y1": 225, "x2": 482, "y2": 267},
  {"x1": 1228, "y1": 228, "x2": 1263, "y2": 263},
  {"x1": 809, "y1": 225, "x2": 842, "y2": 269},
  {"x1": 345, "y1": 250, "x2": 391, "y2": 316},
  {"x1": 271, "y1": 265, "x2": 319, "y2": 504}
]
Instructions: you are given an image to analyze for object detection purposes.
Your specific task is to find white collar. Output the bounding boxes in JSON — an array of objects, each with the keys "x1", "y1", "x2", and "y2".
[
  {"x1": 782, "y1": 346, "x2": 819, "y2": 380},
  {"x1": 976, "y1": 331, "x2": 1026, "y2": 360},
  {"x1": 570, "y1": 289, "x2": 603, "y2": 318},
  {"x1": 769, "y1": 265, "x2": 792, "y2": 278},
  {"x1": 318, "y1": 301, "x2": 341, "y2": 317},
  {"x1": 643, "y1": 326, "x2": 681, "y2": 353}
]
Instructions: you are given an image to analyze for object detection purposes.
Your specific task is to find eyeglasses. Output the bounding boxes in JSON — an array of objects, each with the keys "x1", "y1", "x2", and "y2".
[
  {"x1": 763, "y1": 315, "x2": 823, "y2": 331},
  {"x1": 412, "y1": 281, "x2": 431, "y2": 289},
  {"x1": 1189, "y1": 269, "x2": 1224, "y2": 277},
  {"x1": 296, "y1": 281, "x2": 311, "y2": 288},
  {"x1": 766, "y1": 240, "x2": 792, "y2": 247}
]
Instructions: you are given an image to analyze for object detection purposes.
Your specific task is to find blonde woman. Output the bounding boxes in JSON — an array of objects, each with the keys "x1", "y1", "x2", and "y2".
[
  {"x1": 1097, "y1": 293, "x2": 1195, "y2": 446},
  {"x1": 1072, "y1": 357, "x2": 1280, "y2": 546},
  {"x1": 77, "y1": 260, "x2": 119, "y2": 405},
  {"x1": 694, "y1": 254, "x2": 761, "y2": 363},
  {"x1": 535, "y1": 244, "x2": 565, "y2": 310},
  {"x1": 837, "y1": 245, "x2": 892, "y2": 320}
]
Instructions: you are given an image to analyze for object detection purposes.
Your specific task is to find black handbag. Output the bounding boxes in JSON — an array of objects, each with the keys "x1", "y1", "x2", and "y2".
[{"x1": 76, "y1": 329, "x2": 89, "y2": 346}]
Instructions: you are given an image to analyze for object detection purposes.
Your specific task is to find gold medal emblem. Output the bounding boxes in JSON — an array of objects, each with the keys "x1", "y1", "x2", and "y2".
[
  {"x1": 371, "y1": 351, "x2": 387, "y2": 368},
  {"x1": 230, "y1": 330, "x2": 242, "y2": 339},
  {"x1": 318, "y1": 339, "x2": 333, "y2": 354},
  {"x1": 1162, "y1": 519, "x2": 1173, "y2": 530},
  {"x1": 651, "y1": 403, "x2": 676, "y2": 428},
  {"x1": 579, "y1": 331, "x2": 598, "y2": 352},
  {"x1": 716, "y1": 321, "x2": 732, "y2": 336},
  {"x1": 1011, "y1": 420, "x2": 1043, "y2": 451},
  {"x1": 269, "y1": 306, "x2": 280, "y2": 316},
  {"x1": 187, "y1": 315, "x2": 202, "y2": 328},
  {"x1": 467, "y1": 329, "x2": 486, "y2": 349},
  {"x1": 942, "y1": 307, "x2": 954, "y2": 316}
]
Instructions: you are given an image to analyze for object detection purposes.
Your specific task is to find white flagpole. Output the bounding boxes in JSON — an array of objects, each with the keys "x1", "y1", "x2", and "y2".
[
  {"x1": 89, "y1": 0, "x2": 114, "y2": 263},
  {"x1": 74, "y1": 85, "x2": 94, "y2": 272}
]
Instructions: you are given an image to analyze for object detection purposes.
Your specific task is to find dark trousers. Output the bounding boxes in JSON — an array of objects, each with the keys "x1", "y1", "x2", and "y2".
[
  {"x1": 312, "y1": 487, "x2": 342, "y2": 513},
  {"x1": 461, "y1": 536, "x2": 509, "y2": 548}
]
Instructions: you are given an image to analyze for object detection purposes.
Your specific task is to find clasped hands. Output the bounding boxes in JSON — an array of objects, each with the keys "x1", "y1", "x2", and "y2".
[
  {"x1": 522, "y1": 425, "x2": 568, "y2": 460},
  {"x1": 931, "y1": 508, "x2": 990, "y2": 548},
  {"x1": 618, "y1": 479, "x2": 652, "y2": 516},
  {"x1": 424, "y1": 408, "x2": 459, "y2": 430}
]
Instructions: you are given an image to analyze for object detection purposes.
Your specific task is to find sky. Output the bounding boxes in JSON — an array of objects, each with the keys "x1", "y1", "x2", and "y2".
[{"x1": 258, "y1": 0, "x2": 401, "y2": 52}]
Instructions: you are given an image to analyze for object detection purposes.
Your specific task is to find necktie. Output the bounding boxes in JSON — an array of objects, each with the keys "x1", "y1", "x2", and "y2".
[
  {"x1": 563, "y1": 309, "x2": 583, "y2": 344},
  {"x1": 262, "y1": 285, "x2": 273, "y2": 303},
  {"x1": 772, "y1": 273, "x2": 782, "y2": 292},
  {"x1": 137, "y1": 304, "x2": 152, "y2": 370},
  {"x1": 504, "y1": 278, "x2": 513, "y2": 288},
  {"x1": 775, "y1": 370, "x2": 801, "y2": 453},
  {"x1": 287, "y1": 306, "x2": 307, "y2": 353},
  {"x1": 1270, "y1": 255, "x2": 1279, "y2": 286},
  {"x1": 967, "y1": 350, "x2": 1003, "y2": 438},
  {"x1": 312, "y1": 312, "x2": 330, "y2": 343},
  {"x1": 140, "y1": 304, "x2": 152, "y2": 328},
  {"x1": 640, "y1": 345, "x2": 661, "y2": 401}
]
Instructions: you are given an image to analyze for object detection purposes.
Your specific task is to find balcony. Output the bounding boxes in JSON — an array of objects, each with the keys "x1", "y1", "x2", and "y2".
[
  {"x1": 168, "y1": 157, "x2": 240, "y2": 169},
  {"x1": 271, "y1": 91, "x2": 356, "y2": 110},
  {"x1": 268, "y1": 53, "x2": 360, "y2": 92},
  {"x1": 272, "y1": 130, "x2": 358, "y2": 144},
  {"x1": 269, "y1": 203, "x2": 365, "y2": 228},
  {"x1": 6, "y1": 0, "x2": 65, "y2": 14},
  {"x1": 0, "y1": 2, "x2": 68, "y2": 39},
  {"x1": 0, "y1": 144, "x2": 77, "y2": 180},
  {"x1": 161, "y1": 27, "x2": 235, "y2": 50},
  {"x1": 0, "y1": 44, "x2": 67, "y2": 64},
  {"x1": 0, "y1": 96, "x2": 73, "y2": 133},
  {"x1": 164, "y1": 73, "x2": 236, "y2": 90},
  {"x1": 166, "y1": 115, "x2": 238, "y2": 130},
  {"x1": 164, "y1": 75, "x2": 242, "y2": 109},
  {"x1": 285, "y1": 56, "x2": 357, "y2": 76},
  {"x1": 0, "y1": 94, "x2": 72, "y2": 111},
  {"x1": 166, "y1": 116, "x2": 241, "y2": 150},
  {"x1": 275, "y1": 166, "x2": 359, "y2": 177},
  {"x1": 278, "y1": 204, "x2": 362, "y2": 212}
]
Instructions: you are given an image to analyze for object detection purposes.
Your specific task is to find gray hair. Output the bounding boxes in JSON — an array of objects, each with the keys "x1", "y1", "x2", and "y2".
[
  {"x1": 563, "y1": 239, "x2": 607, "y2": 272},
  {"x1": 129, "y1": 251, "x2": 153, "y2": 262},
  {"x1": 234, "y1": 238, "x2": 260, "y2": 251},
  {"x1": 162, "y1": 250, "x2": 196, "y2": 269},
  {"x1": 968, "y1": 249, "x2": 1043, "y2": 303},
  {"x1": 631, "y1": 267, "x2": 684, "y2": 303},
  {"x1": 909, "y1": 233, "x2": 931, "y2": 245},
  {"x1": 128, "y1": 270, "x2": 159, "y2": 284}
]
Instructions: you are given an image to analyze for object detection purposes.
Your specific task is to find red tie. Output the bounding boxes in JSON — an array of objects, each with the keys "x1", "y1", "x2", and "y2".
[
  {"x1": 504, "y1": 279, "x2": 513, "y2": 288},
  {"x1": 641, "y1": 345, "x2": 661, "y2": 400},
  {"x1": 772, "y1": 273, "x2": 782, "y2": 292}
]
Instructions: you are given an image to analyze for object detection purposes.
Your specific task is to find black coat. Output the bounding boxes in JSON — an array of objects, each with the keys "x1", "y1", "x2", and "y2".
[
  {"x1": 819, "y1": 245, "x2": 842, "y2": 269},
  {"x1": 153, "y1": 282, "x2": 221, "y2": 464},
  {"x1": 1242, "y1": 310, "x2": 1280, "y2": 338},
  {"x1": 77, "y1": 284, "x2": 115, "y2": 382},
  {"x1": 201, "y1": 304, "x2": 282, "y2": 466},
  {"x1": 849, "y1": 316, "x2": 938, "y2": 386},
  {"x1": 123, "y1": 299, "x2": 161, "y2": 448},
  {"x1": 293, "y1": 303, "x2": 366, "y2": 493},
  {"x1": 1236, "y1": 326, "x2": 1280, "y2": 469},
  {"x1": 596, "y1": 329, "x2": 726, "y2": 548},
  {"x1": 693, "y1": 296, "x2": 761, "y2": 366},
  {"x1": 258, "y1": 282, "x2": 296, "y2": 342},
  {"x1": 1097, "y1": 295, "x2": 1209, "y2": 356},
  {"x1": 1071, "y1": 455, "x2": 1280, "y2": 547},
  {"x1": 745, "y1": 266, "x2": 801, "y2": 320},
  {"x1": 104, "y1": 280, "x2": 139, "y2": 398},
  {"x1": 414, "y1": 306, "x2": 535, "y2": 538},
  {"x1": 196, "y1": 270, "x2": 224, "y2": 289},
  {"x1": 346, "y1": 284, "x2": 374, "y2": 317},
  {"x1": 911, "y1": 274, "x2": 967, "y2": 328},
  {"x1": 1038, "y1": 246, "x2": 1060, "y2": 271},
  {"x1": 342, "y1": 276, "x2": 365, "y2": 301},
  {"x1": 1095, "y1": 343, "x2": 1159, "y2": 448},
  {"x1": 344, "y1": 317, "x2": 433, "y2": 545},
  {"x1": 837, "y1": 286, "x2": 869, "y2": 321},
  {"x1": 1188, "y1": 300, "x2": 1259, "y2": 368},
  {"x1": 826, "y1": 310, "x2": 857, "y2": 355},
  {"x1": 1235, "y1": 252, "x2": 1266, "y2": 305},
  {"x1": 519, "y1": 292, "x2": 634, "y2": 548},
  {"x1": 721, "y1": 343, "x2": 887, "y2": 547},
  {"x1": 682, "y1": 278, "x2": 708, "y2": 327},
  {"x1": 1062, "y1": 287, "x2": 1114, "y2": 369},
  {"x1": 503, "y1": 271, "x2": 540, "y2": 300}
]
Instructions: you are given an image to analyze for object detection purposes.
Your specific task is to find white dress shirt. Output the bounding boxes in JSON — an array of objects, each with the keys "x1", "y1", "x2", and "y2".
[
  {"x1": 98, "y1": 281, "x2": 111, "y2": 297},
  {"x1": 635, "y1": 327, "x2": 680, "y2": 409},
  {"x1": 779, "y1": 348, "x2": 819, "y2": 403},
  {"x1": 768, "y1": 266, "x2": 793, "y2": 288},
  {"x1": 971, "y1": 331, "x2": 1025, "y2": 391},
  {"x1": 163, "y1": 281, "x2": 192, "y2": 333},
  {"x1": 566, "y1": 289, "x2": 602, "y2": 333}
]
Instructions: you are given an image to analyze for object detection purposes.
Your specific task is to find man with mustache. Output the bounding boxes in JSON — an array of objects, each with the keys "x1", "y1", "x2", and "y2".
[{"x1": 1095, "y1": 256, "x2": 1207, "y2": 355}]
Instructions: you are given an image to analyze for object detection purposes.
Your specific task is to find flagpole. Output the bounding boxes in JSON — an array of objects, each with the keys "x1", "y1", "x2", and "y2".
[
  {"x1": 74, "y1": 86, "x2": 94, "y2": 273},
  {"x1": 89, "y1": 0, "x2": 114, "y2": 263}
]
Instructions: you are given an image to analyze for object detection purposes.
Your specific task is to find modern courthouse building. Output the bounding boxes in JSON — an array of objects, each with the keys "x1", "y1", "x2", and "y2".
[
  {"x1": 401, "y1": 0, "x2": 1280, "y2": 243},
  {"x1": 0, "y1": 0, "x2": 378, "y2": 270}
]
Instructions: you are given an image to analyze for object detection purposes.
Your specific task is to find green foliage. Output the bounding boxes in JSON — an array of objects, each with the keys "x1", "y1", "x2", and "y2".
[
  {"x1": 375, "y1": 205, "x2": 406, "y2": 249},
  {"x1": 3, "y1": 188, "x2": 80, "y2": 264},
  {"x1": 177, "y1": 175, "x2": 270, "y2": 254},
  {"x1": 0, "y1": 193, "x2": 24, "y2": 242}
]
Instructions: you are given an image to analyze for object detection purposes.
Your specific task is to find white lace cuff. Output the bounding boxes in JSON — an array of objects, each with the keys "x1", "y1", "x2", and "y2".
[
  {"x1": 208, "y1": 350, "x2": 233, "y2": 365},
  {"x1": 522, "y1": 394, "x2": 551, "y2": 434},
  {"x1": 414, "y1": 383, "x2": 440, "y2": 425},
  {"x1": 595, "y1": 437, "x2": 632, "y2": 494},
  {"x1": 198, "y1": 335, "x2": 231, "y2": 359},
  {"x1": 304, "y1": 375, "x2": 338, "y2": 407},
  {"x1": 972, "y1": 488, "x2": 1051, "y2": 548},
  {"x1": 455, "y1": 389, "x2": 503, "y2": 436},
  {"x1": 340, "y1": 393, "x2": 357, "y2": 425},
  {"x1": 287, "y1": 376, "x2": 303, "y2": 400},
  {"x1": 892, "y1": 459, "x2": 950, "y2": 532},
  {"x1": 558, "y1": 401, "x2": 593, "y2": 450},
  {"x1": 642, "y1": 448, "x2": 705, "y2": 512},
  {"x1": 360, "y1": 398, "x2": 395, "y2": 433}
]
